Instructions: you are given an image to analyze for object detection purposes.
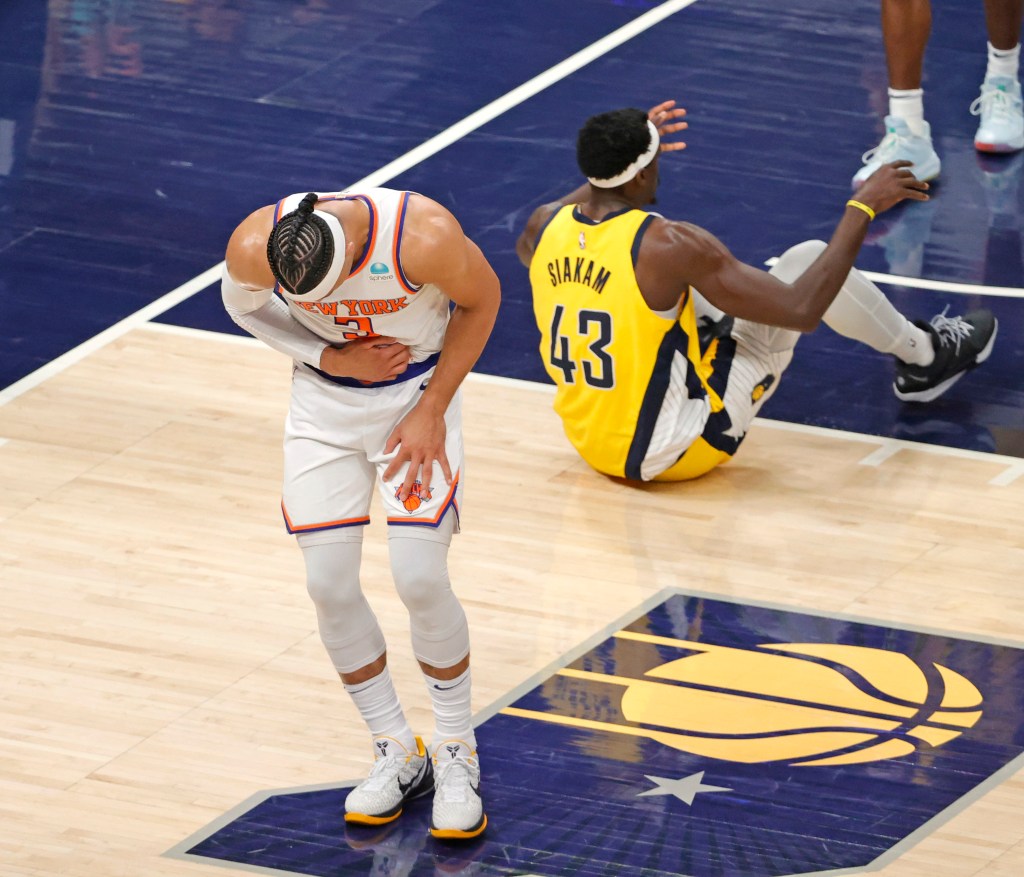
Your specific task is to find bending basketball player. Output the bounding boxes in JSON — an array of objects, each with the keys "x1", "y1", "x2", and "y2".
[
  {"x1": 222, "y1": 187, "x2": 500, "y2": 837},
  {"x1": 517, "y1": 101, "x2": 997, "y2": 482}
]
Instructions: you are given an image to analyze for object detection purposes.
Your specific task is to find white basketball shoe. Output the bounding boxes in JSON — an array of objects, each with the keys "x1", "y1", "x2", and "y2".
[
  {"x1": 429, "y1": 739, "x2": 487, "y2": 840},
  {"x1": 344, "y1": 735, "x2": 433, "y2": 826},
  {"x1": 852, "y1": 115, "x2": 941, "y2": 188},
  {"x1": 972, "y1": 77, "x2": 1024, "y2": 153}
]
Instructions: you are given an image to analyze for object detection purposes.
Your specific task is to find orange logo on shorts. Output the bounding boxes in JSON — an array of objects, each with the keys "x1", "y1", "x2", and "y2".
[{"x1": 396, "y1": 482, "x2": 433, "y2": 512}]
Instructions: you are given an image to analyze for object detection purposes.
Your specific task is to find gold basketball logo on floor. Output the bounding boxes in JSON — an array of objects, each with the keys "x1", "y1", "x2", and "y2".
[{"x1": 507, "y1": 632, "x2": 983, "y2": 767}]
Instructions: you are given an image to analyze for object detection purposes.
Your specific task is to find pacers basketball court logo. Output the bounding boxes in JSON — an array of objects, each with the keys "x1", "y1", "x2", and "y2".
[
  {"x1": 509, "y1": 638, "x2": 983, "y2": 768},
  {"x1": 169, "y1": 592, "x2": 1024, "y2": 877}
]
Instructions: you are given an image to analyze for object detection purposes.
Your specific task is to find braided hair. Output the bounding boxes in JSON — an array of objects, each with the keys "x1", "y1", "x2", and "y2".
[{"x1": 267, "y1": 193, "x2": 336, "y2": 296}]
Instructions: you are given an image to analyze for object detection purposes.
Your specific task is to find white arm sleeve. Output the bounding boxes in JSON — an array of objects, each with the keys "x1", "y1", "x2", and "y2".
[{"x1": 221, "y1": 266, "x2": 329, "y2": 366}]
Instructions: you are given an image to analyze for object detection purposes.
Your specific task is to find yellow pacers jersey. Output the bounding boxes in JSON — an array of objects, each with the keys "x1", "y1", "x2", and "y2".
[{"x1": 531, "y1": 205, "x2": 717, "y2": 479}]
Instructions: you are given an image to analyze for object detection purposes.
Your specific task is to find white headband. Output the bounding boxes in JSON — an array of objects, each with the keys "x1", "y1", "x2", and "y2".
[
  {"x1": 274, "y1": 195, "x2": 348, "y2": 302},
  {"x1": 587, "y1": 120, "x2": 661, "y2": 189}
]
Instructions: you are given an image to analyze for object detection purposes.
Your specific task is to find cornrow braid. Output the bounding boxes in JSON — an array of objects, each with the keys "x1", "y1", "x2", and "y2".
[{"x1": 267, "y1": 193, "x2": 336, "y2": 296}]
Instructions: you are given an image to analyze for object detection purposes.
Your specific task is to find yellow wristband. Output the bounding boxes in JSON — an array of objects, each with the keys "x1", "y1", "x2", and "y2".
[{"x1": 846, "y1": 199, "x2": 876, "y2": 221}]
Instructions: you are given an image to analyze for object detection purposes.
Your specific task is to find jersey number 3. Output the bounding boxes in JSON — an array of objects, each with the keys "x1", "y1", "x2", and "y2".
[{"x1": 549, "y1": 305, "x2": 614, "y2": 389}]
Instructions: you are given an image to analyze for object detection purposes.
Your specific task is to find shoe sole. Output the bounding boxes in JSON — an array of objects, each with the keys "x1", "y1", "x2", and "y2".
[
  {"x1": 975, "y1": 139, "x2": 1024, "y2": 153},
  {"x1": 852, "y1": 159, "x2": 941, "y2": 190},
  {"x1": 893, "y1": 318, "x2": 998, "y2": 403},
  {"x1": 344, "y1": 756, "x2": 435, "y2": 826},
  {"x1": 429, "y1": 813, "x2": 488, "y2": 840}
]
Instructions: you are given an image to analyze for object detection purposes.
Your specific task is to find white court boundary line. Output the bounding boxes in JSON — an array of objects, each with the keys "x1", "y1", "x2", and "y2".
[
  {"x1": 764, "y1": 256, "x2": 1024, "y2": 299},
  {"x1": 0, "y1": 0, "x2": 700, "y2": 408},
  {"x1": 141, "y1": 322, "x2": 1024, "y2": 486},
  {"x1": 2, "y1": 0, "x2": 1019, "y2": 483}
]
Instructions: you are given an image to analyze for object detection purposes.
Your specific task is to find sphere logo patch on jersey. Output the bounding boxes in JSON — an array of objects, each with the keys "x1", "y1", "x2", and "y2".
[
  {"x1": 168, "y1": 592, "x2": 1024, "y2": 877},
  {"x1": 368, "y1": 260, "x2": 394, "y2": 281}
]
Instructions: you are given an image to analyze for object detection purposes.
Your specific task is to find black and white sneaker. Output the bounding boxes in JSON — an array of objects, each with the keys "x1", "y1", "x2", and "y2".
[
  {"x1": 429, "y1": 739, "x2": 486, "y2": 840},
  {"x1": 344, "y1": 736, "x2": 434, "y2": 826},
  {"x1": 894, "y1": 308, "x2": 998, "y2": 403}
]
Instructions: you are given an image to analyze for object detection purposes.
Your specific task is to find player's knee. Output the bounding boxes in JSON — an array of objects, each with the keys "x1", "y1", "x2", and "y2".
[
  {"x1": 305, "y1": 568, "x2": 363, "y2": 616},
  {"x1": 392, "y1": 562, "x2": 448, "y2": 616},
  {"x1": 301, "y1": 539, "x2": 365, "y2": 617},
  {"x1": 771, "y1": 240, "x2": 827, "y2": 283}
]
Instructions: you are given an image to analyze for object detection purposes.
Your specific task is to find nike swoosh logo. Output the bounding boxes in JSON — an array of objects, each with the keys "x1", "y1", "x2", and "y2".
[
  {"x1": 433, "y1": 679, "x2": 466, "y2": 691},
  {"x1": 398, "y1": 763, "x2": 426, "y2": 794}
]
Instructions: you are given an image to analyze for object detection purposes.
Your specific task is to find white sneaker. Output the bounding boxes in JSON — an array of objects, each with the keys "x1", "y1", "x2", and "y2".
[
  {"x1": 972, "y1": 76, "x2": 1024, "y2": 153},
  {"x1": 852, "y1": 115, "x2": 941, "y2": 188},
  {"x1": 429, "y1": 739, "x2": 487, "y2": 840},
  {"x1": 344, "y1": 736, "x2": 433, "y2": 826}
]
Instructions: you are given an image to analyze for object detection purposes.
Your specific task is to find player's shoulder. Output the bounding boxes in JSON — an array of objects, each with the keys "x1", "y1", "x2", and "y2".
[
  {"x1": 403, "y1": 191, "x2": 461, "y2": 229},
  {"x1": 642, "y1": 214, "x2": 719, "y2": 256},
  {"x1": 400, "y1": 193, "x2": 467, "y2": 258},
  {"x1": 225, "y1": 203, "x2": 277, "y2": 289}
]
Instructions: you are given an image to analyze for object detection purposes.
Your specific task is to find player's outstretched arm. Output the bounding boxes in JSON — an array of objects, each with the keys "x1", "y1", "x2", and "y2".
[{"x1": 664, "y1": 162, "x2": 928, "y2": 331}]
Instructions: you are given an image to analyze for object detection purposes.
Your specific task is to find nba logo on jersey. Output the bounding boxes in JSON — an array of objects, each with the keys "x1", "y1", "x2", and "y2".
[
  {"x1": 368, "y1": 260, "x2": 394, "y2": 281},
  {"x1": 169, "y1": 591, "x2": 1024, "y2": 876}
]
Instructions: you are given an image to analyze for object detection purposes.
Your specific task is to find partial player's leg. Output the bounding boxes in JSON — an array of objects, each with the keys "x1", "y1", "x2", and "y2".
[
  {"x1": 788, "y1": 241, "x2": 998, "y2": 402},
  {"x1": 299, "y1": 531, "x2": 432, "y2": 827},
  {"x1": 372, "y1": 382, "x2": 485, "y2": 839},
  {"x1": 388, "y1": 516, "x2": 485, "y2": 840},
  {"x1": 284, "y1": 370, "x2": 429, "y2": 827},
  {"x1": 973, "y1": 0, "x2": 1024, "y2": 153},
  {"x1": 854, "y1": 0, "x2": 940, "y2": 187}
]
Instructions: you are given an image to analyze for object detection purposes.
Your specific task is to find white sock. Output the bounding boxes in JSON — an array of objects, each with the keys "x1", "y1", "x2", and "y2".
[
  {"x1": 343, "y1": 666, "x2": 416, "y2": 752},
  {"x1": 425, "y1": 666, "x2": 475, "y2": 747},
  {"x1": 888, "y1": 88, "x2": 927, "y2": 137},
  {"x1": 987, "y1": 41, "x2": 1021, "y2": 81},
  {"x1": 822, "y1": 267, "x2": 935, "y2": 366}
]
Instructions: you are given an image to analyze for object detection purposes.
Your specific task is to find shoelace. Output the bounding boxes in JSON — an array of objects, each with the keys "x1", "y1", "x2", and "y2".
[
  {"x1": 970, "y1": 86, "x2": 1021, "y2": 122},
  {"x1": 861, "y1": 129, "x2": 910, "y2": 165},
  {"x1": 929, "y1": 306, "x2": 973, "y2": 355},
  {"x1": 434, "y1": 756, "x2": 478, "y2": 802},
  {"x1": 361, "y1": 751, "x2": 413, "y2": 789}
]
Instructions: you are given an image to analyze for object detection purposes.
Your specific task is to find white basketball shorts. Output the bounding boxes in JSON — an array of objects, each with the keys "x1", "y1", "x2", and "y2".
[{"x1": 281, "y1": 364, "x2": 464, "y2": 538}]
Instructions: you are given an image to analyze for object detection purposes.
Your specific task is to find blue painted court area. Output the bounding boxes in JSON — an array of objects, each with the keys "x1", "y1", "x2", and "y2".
[
  {"x1": 1, "y1": 0, "x2": 1023, "y2": 456},
  {"x1": 178, "y1": 593, "x2": 1024, "y2": 877}
]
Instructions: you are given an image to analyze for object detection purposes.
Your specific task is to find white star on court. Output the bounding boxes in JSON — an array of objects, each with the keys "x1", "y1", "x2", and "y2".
[{"x1": 636, "y1": 771, "x2": 732, "y2": 805}]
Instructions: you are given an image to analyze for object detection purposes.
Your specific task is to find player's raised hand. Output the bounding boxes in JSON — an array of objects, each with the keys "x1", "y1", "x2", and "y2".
[
  {"x1": 647, "y1": 99, "x2": 688, "y2": 152},
  {"x1": 853, "y1": 161, "x2": 930, "y2": 216}
]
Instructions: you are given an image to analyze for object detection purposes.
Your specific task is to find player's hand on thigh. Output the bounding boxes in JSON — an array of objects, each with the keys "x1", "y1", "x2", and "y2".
[{"x1": 383, "y1": 404, "x2": 452, "y2": 501}]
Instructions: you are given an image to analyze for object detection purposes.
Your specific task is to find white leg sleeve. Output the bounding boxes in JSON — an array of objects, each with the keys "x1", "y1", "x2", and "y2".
[
  {"x1": 299, "y1": 533, "x2": 387, "y2": 674},
  {"x1": 387, "y1": 516, "x2": 470, "y2": 669},
  {"x1": 776, "y1": 240, "x2": 930, "y2": 361}
]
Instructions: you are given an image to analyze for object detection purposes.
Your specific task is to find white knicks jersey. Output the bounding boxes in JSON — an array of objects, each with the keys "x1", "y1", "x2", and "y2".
[{"x1": 273, "y1": 188, "x2": 450, "y2": 362}]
